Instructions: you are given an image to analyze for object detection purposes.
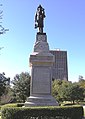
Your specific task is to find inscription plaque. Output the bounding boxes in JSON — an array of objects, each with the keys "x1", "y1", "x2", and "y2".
[{"x1": 32, "y1": 67, "x2": 51, "y2": 94}]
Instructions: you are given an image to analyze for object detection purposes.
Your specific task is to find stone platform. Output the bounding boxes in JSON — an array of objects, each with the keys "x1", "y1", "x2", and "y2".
[{"x1": 25, "y1": 95, "x2": 58, "y2": 106}]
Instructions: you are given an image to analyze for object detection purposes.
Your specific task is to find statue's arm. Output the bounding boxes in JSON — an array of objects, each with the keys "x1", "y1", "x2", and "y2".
[
  {"x1": 35, "y1": 13, "x2": 37, "y2": 22},
  {"x1": 42, "y1": 10, "x2": 46, "y2": 18}
]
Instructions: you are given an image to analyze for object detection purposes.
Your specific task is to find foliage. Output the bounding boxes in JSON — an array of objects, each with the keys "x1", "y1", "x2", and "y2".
[
  {"x1": 0, "y1": 73, "x2": 10, "y2": 99},
  {"x1": 68, "y1": 83, "x2": 84, "y2": 103},
  {"x1": 0, "y1": 113, "x2": 1, "y2": 119},
  {"x1": 78, "y1": 76, "x2": 85, "y2": 100},
  {"x1": 0, "y1": 87, "x2": 13, "y2": 105},
  {"x1": 0, "y1": 105, "x2": 1, "y2": 119},
  {"x1": 83, "y1": 106, "x2": 85, "y2": 117},
  {"x1": 1, "y1": 103, "x2": 24, "y2": 108},
  {"x1": 52, "y1": 80, "x2": 84, "y2": 103},
  {"x1": 79, "y1": 75, "x2": 85, "y2": 81},
  {"x1": 52, "y1": 80, "x2": 71, "y2": 102},
  {"x1": 79, "y1": 78, "x2": 85, "y2": 89},
  {"x1": 52, "y1": 80, "x2": 61, "y2": 101},
  {"x1": 1, "y1": 106, "x2": 83, "y2": 119},
  {"x1": 12, "y1": 72, "x2": 31, "y2": 102},
  {"x1": 0, "y1": 4, "x2": 8, "y2": 35}
]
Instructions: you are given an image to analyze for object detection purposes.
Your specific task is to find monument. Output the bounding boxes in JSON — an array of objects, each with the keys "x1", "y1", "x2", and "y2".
[{"x1": 25, "y1": 5, "x2": 58, "y2": 106}]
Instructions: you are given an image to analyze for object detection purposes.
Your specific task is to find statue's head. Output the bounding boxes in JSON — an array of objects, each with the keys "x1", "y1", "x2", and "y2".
[
  {"x1": 38, "y1": 5, "x2": 42, "y2": 9},
  {"x1": 37, "y1": 5, "x2": 42, "y2": 11}
]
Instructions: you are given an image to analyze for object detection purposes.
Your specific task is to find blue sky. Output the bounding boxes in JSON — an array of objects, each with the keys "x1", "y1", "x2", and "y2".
[{"x1": 0, "y1": 0, "x2": 85, "y2": 82}]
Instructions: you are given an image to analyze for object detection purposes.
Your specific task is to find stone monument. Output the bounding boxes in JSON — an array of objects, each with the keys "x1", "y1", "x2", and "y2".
[{"x1": 25, "y1": 5, "x2": 58, "y2": 106}]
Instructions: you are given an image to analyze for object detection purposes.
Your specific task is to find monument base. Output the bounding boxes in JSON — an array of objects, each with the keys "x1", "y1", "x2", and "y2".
[
  {"x1": 24, "y1": 95, "x2": 58, "y2": 106},
  {"x1": 24, "y1": 33, "x2": 59, "y2": 107}
]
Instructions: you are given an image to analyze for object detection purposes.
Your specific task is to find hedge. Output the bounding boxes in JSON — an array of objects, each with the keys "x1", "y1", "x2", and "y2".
[
  {"x1": 1, "y1": 105, "x2": 83, "y2": 119},
  {"x1": 1, "y1": 103, "x2": 24, "y2": 108},
  {"x1": 0, "y1": 106, "x2": 1, "y2": 110}
]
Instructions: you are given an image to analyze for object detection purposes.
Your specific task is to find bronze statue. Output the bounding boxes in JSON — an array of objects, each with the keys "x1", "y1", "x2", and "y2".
[{"x1": 35, "y1": 5, "x2": 46, "y2": 33}]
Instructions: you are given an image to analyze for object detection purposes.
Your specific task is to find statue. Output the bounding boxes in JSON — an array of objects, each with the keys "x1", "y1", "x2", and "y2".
[{"x1": 35, "y1": 5, "x2": 46, "y2": 33}]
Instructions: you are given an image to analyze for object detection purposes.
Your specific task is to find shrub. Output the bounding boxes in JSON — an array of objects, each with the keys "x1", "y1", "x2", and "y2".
[
  {"x1": 1, "y1": 103, "x2": 24, "y2": 108},
  {"x1": 1, "y1": 105, "x2": 83, "y2": 119},
  {"x1": 0, "y1": 106, "x2": 1, "y2": 110}
]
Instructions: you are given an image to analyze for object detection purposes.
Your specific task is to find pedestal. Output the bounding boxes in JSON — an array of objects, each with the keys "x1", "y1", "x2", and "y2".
[{"x1": 25, "y1": 33, "x2": 58, "y2": 106}]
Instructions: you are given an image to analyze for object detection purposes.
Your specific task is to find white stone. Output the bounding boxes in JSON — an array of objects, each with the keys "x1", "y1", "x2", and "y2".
[
  {"x1": 25, "y1": 33, "x2": 58, "y2": 106},
  {"x1": 25, "y1": 95, "x2": 58, "y2": 106},
  {"x1": 34, "y1": 34, "x2": 49, "y2": 52},
  {"x1": 32, "y1": 66, "x2": 51, "y2": 94}
]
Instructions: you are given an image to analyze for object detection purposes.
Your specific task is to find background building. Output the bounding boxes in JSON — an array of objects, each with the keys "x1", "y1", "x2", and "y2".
[{"x1": 50, "y1": 49, "x2": 68, "y2": 81}]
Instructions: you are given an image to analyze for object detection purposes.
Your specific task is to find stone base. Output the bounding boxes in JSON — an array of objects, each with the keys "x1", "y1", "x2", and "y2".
[{"x1": 24, "y1": 95, "x2": 59, "y2": 106}]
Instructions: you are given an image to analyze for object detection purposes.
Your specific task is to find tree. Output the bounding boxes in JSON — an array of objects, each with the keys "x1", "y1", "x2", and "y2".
[
  {"x1": 78, "y1": 77, "x2": 85, "y2": 89},
  {"x1": 0, "y1": 3, "x2": 9, "y2": 53},
  {"x1": 52, "y1": 79, "x2": 63, "y2": 102},
  {"x1": 58, "y1": 80, "x2": 72, "y2": 102},
  {"x1": 12, "y1": 72, "x2": 31, "y2": 102},
  {"x1": 52, "y1": 80, "x2": 71, "y2": 102},
  {"x1": 0, "y1": 3, "x2": 8, "y2": 35},
  {"x1": 79, "y1": 75, "x2": 84, "y2": 81},
  {"x1": 52, "y1": 80, "x2": 84, "y2": 104},
  {"x1": 78, "y1": 76, "x2": 85, "y2": 99},
  {"x1": 0, "y1": 73, "x2": 10, "y2": 100},
  {"x1": 65, "y1": 83, "x2": 84, "y2": 104}
]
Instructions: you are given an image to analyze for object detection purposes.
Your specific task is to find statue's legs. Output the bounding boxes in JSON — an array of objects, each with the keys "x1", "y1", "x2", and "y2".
[{"x1": 39, "y1": 27, "x2": 43, "y2": 33}]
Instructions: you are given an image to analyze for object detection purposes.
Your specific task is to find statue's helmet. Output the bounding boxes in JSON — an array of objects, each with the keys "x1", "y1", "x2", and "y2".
[{"x1": 38, "y1": 5, "x2": 42, "y2": 9}]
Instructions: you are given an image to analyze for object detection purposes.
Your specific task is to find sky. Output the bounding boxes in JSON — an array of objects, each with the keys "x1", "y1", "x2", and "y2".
[{"x1": 0, "y1": 0, "x2": 85, "y2": 82}]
